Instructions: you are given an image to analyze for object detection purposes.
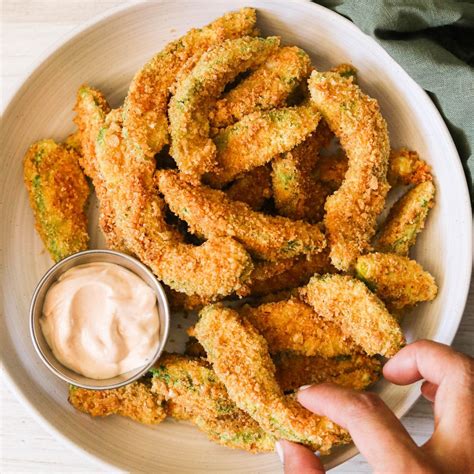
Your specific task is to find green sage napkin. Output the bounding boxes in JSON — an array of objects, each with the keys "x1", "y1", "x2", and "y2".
[{"x1": 314, "y1": 0, "x2": 474, "y2": 197}]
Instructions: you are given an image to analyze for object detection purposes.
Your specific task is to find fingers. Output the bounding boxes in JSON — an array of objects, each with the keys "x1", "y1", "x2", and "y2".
[
  {"x1": 383, "y1": 340, "x2": 472, "y2": 426},
  {"x1": 421, "y1": 381, "x2": 437, "y2": 402},
  {"x1": 297, "y1": 384, "x2": 426, "y2": 471},
  {"x1": 384, "y1": 340, "x2": 474, "y2": 472},
  {"x1": 276, "y1": 440, "x2": 325, "y2": 474},
  {"x1": 383, "y1": 340, "x2": 469, "y2": 387}
]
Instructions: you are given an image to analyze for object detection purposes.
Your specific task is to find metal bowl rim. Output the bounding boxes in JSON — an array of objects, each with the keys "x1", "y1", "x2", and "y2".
[{"x1": 29, "y1": 249, "x2": 170, "y2": 390}]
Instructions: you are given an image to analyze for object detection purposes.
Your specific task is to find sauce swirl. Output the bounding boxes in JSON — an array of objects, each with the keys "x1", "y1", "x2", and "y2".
[{"x1": 41, "y1": 262, "x2": 159, "y2": 379}]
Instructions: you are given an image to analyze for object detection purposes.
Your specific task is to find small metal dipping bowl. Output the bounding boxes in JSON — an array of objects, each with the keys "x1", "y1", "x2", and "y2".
[{"x1": 29, "y1": 249, "x2": 170, "y2": 390}]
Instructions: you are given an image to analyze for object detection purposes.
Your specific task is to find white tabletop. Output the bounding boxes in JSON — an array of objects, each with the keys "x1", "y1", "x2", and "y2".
[{"x1": 1, "y1": 1, "x2": 473, "y2": 472}]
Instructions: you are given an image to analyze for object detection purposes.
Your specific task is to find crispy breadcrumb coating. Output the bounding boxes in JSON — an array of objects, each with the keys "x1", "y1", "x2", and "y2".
[
  {"x1": 224, "y1": 165, "x2": 272, "y2": 210},
  {"x1": 123, "y1": 8, "x2": 258, "y2": 160},
  {"x1": 90, "y1": 93, "x2": 254, "y2": 298},
  {"x1": 257, "y1": 290, "x2": 297, "y2": 304},
  {"x1": 74, "y1": 86, "x2": 110, "y2": 178},
  {"x1": 68, "y1": 381, "x2": 167, "y2": 424},
  {"x1": 309, "y1": 71, "x2": 390, "y2": 270},
  {"x1": 271, "y1": 122, "x2": 332, "y2": 222},
  {"x1": 166, "y1": 255, "x2": 301, "y2": 310},
  {"x1": 300, "y1": 274, "x2": 404, "y2": 357},
  {"x1": 64, "y1": 131, "x2": 82, "y2": 154},
  {"x1": 74, "y1": 87, "x2": 127, "y2": 251},
  {"x1": 355, "y1": 253, "x2": 437, "y2": 310},
  {"x1": 388, "y1": 148, "x2": 432, "y2": 186},
  {"x1": 69, "y1": 354, "x2": 275, "y2": 453},
  {"x1": 315, "y1": 148, "x2": 430, "y2": 192},
  {"x1": 240, "y1": 298, "x2": 361, "y2": 357},
  {"x1": 376, "y1": 181, "x2": 435, "y2": 256},
  {"x1": 150, "y1": 354, "x2": 275, "y2": 453},
  {"x1": 329, "y1": 63, "x2": 358, "y2": 81},
  {"x1": 210, "y1": 46, "x2": 312, "y2": 128},
  {"x1": 274, "y1": 352, "x2": 381, "y2": 392},
  {"x1": 314, "y1": 152, "x2": 348, "y2": 191},
  {"x1": 157, "y1": 170, "x2": 326, "y2": 261},
  {"x1": 184, "y1": 338, "x2": 381, "y2": 392},
  {"x1": 167, "y1": 250, "x2": 331, "y2": 309},
  {"x1": 237, "y1": 257, "x2": 300, "y2": 297},
  {"x1": 272, "y1": 133, "x2": 319, "y2": 219},
  {"x1": 166, "y1": 287, "x2": 213, "y2": 312},
  {"x1": 240, "y1": 249, "x2": 335, "y2": 297},
  {"x1": 23, "y1": 139, "x2": 89, "y2": 261},
  {"x1": 207, "y1": 104, "x2": 321, "y2": 187},
  {"x1": 169, "y1": 36, "x2": 279, "y2": 180},
  {"x1": 194, "y1": 304, "x2": 351, "y2": 453}
]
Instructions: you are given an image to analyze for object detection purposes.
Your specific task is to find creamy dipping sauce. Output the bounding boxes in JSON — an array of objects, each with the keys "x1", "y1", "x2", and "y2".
[{"x1": 40, "y1": 262, "x2": 160, "y2": 379}]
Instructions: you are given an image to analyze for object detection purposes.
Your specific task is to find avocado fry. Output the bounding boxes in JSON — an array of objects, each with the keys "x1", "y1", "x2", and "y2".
[
  {"x1": 23, "y1": 139, "x2": 89, "y2": 262},
  {"x1": 355, "y1": 252, "x2": 437, "y2": 310}
]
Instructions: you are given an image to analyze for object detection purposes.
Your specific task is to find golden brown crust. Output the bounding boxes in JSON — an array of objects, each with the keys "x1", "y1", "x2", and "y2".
[
  {"x1": 207, "y1": 104, "x2": 321, "y2": 187},
  {"x1": 300, "y1": 274, "x2": 405, "y2": 357},
  {"x1": 68, "y1": 382, "x2": 167, "y2": 424},
  {"x1": 23, "y1": 139, "x2": 89, "y2": 262},
  {"x1": 224, "y1": 165, "x2": 272, "y2": 210},
  {"x1": 256, "y1": 290, "x2": 297, "y2": 304},
  {"x1": 314, "y1": 152, "x2": 348, "y2": 191},
  {"x1": 150, "y1": 354, "x2": 275, "y2": 452},
  {"x1": 210, "y1": 46, "x2": 312, "y2": 128},
  {"x1": 309, "y1": 71, "x2": 390, "y2": 270},
  {"x1": 70, "y1": 354, "x2": 275, "y2": 453},
  {"x1": 90, "y1": 94, "x2": 253, "y2": 298},
  {"x1": 355, "y1": 253, "x2": 437, "y2": 310},
  {"x1": 123, "y1": 7, "x2": 258, "y2": 160},
  {"x1": 329, "y1": 63, "x2": 358, "y2": 81},
  {"x1": 388, "y1": 148, "x2": 432, "y2": 186},
  {"x1": 274, "y1": 352, "x2": 381, "y2": 392},
  {"x1": 169, "y1": 36, "x2": 280, "y2": 180},
  {"x1": 237, "y1": 257, "x2": 300, "y2": 297},
  {"x1": 271, "y1": 122, "x2": 333, "y2": 222},
  {"x1": 376, "y1": 181, "x2": 436, "y2": 256},
  {"x1": 240, "y1": 298, "x2": 361, "y2": 357},
  {"x1": 315, "y1": 147, "x2": 430, "y2": 193},
  {"x1": 167, "y1": 250, "x2": 332, "y2": 308},
  {"x1": 157, "y1": 170, "x2": 326, "y2": 261},
  {"x1": 64, "y1": 131, "x2": 83, "y2": 154},
  {"x1": 240, "y1": 249, "x2": 335, "y2": 297},
  {"x1": 183, "y1": 338, "x2": 382, "y2": 393},
  {"x1": 166, "y1": 287, "x2": 213, "y2": 312},
  {"x1": 73, "y1": 87, "x2": 127, "y2": 251},
  {"x1": 194, "y1": 304, "x2": 351, "y2": 453}
]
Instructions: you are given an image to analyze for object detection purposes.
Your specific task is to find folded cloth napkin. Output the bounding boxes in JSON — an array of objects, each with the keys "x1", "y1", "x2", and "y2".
[{"x1": 314, "y1": 0, "x2": 474, "y2": 197}]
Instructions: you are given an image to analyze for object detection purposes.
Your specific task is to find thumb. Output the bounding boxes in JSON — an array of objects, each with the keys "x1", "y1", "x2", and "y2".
[{"x1": 277, "y1": 440, "x2": 325, "y2": 474}]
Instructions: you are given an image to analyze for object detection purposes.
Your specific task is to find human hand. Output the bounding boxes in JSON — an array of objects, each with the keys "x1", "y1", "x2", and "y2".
[{"x1": 276, "y1": 340, "x2": 473, "y2": 473}]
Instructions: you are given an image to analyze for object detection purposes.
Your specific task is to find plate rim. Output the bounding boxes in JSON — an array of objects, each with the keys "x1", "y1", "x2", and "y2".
[{"x1": 1, "y1": 0, "x2": 472, "y2": 471}]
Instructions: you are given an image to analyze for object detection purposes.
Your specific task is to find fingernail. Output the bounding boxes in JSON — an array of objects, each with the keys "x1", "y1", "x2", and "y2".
[
  {"x1": 299, "y1": 384, "x2": 312, "y2": 391},
  {"x1": 275, "y1": 441, "x2": 284, "y2": 464}
]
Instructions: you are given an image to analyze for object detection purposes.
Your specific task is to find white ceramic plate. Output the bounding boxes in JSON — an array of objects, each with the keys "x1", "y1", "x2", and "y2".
[{"x1": 1, "y1": 1, "x2": 472, "y2": 472}]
